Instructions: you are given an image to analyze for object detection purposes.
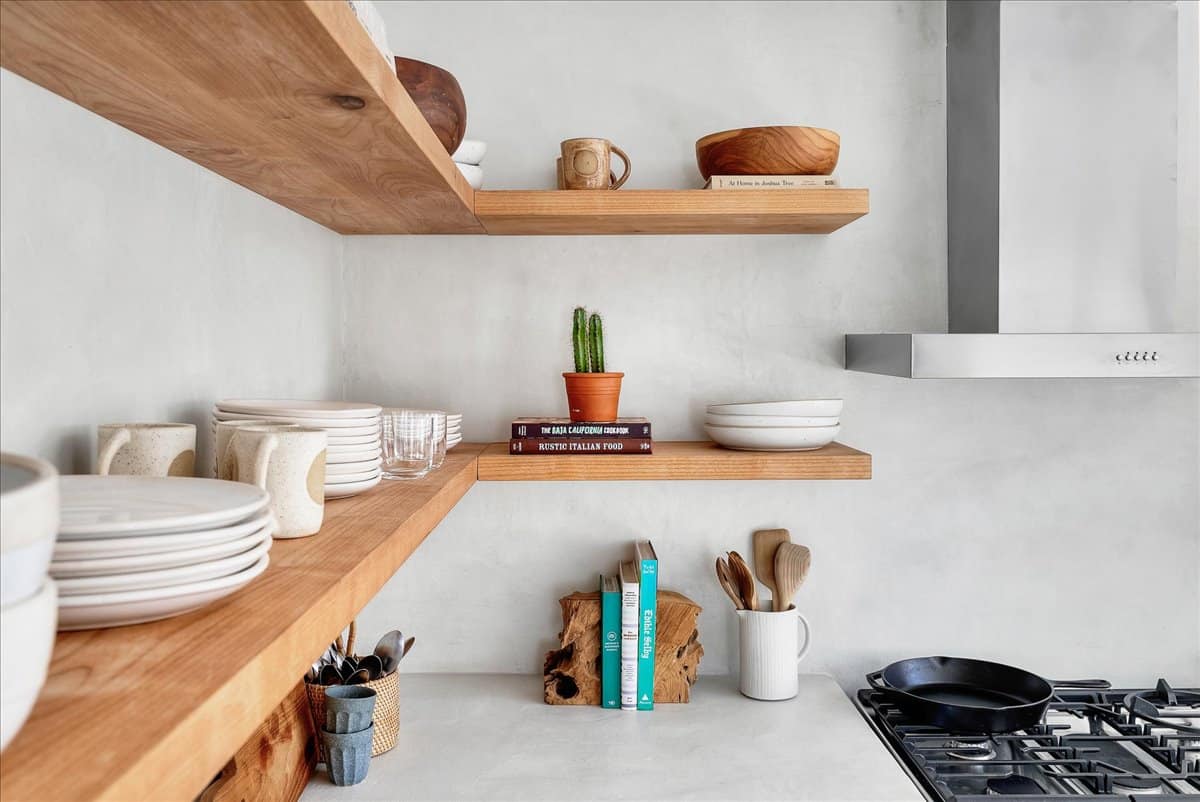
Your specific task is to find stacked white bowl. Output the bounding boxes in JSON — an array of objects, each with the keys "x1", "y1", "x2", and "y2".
[
  {"x1": 447, "y1": 413, "x2": 463, "y2": 450},
  {"x1": 212, "y1": 400, "x2": 383, "y2": 499},
  {"x1": 0, "y1": 452, "x2": 59, "y2": 751},
  {"x1": 704, "y1": 400, "x2": 843, "y2": 451},
  {"x1": 49, "y1": 476, "x2": 273, "y2": 630},
  {"x1": 452, "y1": 140, "x2": 486, "y2": 189}
]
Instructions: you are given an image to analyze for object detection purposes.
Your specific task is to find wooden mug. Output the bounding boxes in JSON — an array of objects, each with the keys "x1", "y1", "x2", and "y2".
[{"x1": 559, "y1": 138, "x2": 631, "y2": 190}]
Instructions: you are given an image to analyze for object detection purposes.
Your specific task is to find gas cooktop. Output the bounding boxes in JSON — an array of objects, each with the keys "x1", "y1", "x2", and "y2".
[{"x1": 855, "y1": 679, "x2": 1200, "y2": 800}]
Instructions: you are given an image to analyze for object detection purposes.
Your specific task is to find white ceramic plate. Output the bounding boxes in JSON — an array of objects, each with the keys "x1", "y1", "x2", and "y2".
[
  {"x1": 704, "y1": 424, "x2": 841, "y2": 451},
  {"x1": 215, "y1": 399, "x2": 382, "y2": 419},
  {"x1": 325, "y1": 458, "x2": 382, "y2": 476},
  {"x1": 447, "y1": 440, "x2": 462, "y2": 450},
  {"x1": 704, "y1": 412, "x2": 840, "y2": 428},
  {"x1": 706, "y1": 399, "x2": 843, "y2": 417},
  {"x1": 324, "y1": 467, "x2": 381, "y2": 485},
  {"x1": 327, "y1": 444, "x2": 381, "y2": 459},
  {"x1": 53, "y1": 509, "x2": 273, "y2": 561},
  {"x1": 324, "y1": 474, "x2": 382, "y2": 499},
  {"x1": 328, "y1": 433, "x2": 382, "y2": 447},
  {"x1": 57, "y1": 536, "x2": 271, "y2": 596},
  {"x1": 58, "y1": 476, "x2": 269, "y2": 540},
  {"x1": 212, "y1": 409, "x2": 380, "y2": 429},
  {"x1": 57, "y1": 553, "x2": 270, "y2": 630},
  {"x1": 50, "y1": 523, "x2": 271, "y2": 578}
]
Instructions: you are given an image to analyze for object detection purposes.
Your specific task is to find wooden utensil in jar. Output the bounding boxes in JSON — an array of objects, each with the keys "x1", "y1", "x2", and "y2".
[
  {"x1": 715, "y1": 556, "x2": 744, "y2": 609},
  {"x1": 727, "y1": 551, "x2": 758, "y2": 612},
  {"x1": 753, "y1": 528, "x2": 791, "y2": 611},
  {"x1": 773, "y1": 543, "x2": 811, "y2": 612}
]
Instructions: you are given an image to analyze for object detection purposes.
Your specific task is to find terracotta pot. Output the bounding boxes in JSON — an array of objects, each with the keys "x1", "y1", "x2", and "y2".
[{"x1": 562, "y1": 373, "x2": 624, "y2": 423}]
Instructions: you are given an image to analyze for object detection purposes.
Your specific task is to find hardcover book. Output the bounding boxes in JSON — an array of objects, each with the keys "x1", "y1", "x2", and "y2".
[
  {"x1": 508, "y1": 438, "x2": 652, "y2": 454},
  {"x1": 618, "y1": 560, "x2": 640, "y2": 711},
  {"x1": 634, "y1": 541, "x2": 658, "y2": 711},
  {"x1": 599, "y1": 574, "x2": 621, "y2": 709},
  {"x1": 512, "y1": 418, "x2": 652, "y2": 438},
  {"x1": 705, "y1": 174, "x2": 840, "y2": 189}
]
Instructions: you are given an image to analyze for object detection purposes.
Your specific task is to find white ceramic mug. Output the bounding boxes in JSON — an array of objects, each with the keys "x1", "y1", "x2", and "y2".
[
  {"x1": 97, "y1": 423, "x2": 196, "y2": 477},
  {"x1": 225, "y1": 425, "x2": 326, "y2": 539},
  {"x1": 214, "y1": 420, "x2": 297, "y2": 478},
  {"x1": 736, "y1": 604, "x2": 812, "y2": 700}
]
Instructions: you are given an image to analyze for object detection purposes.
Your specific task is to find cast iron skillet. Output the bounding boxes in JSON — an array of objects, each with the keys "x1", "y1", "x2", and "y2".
[{"x1": 867, "y1": 656, "x2": 1109, "y2": 733}]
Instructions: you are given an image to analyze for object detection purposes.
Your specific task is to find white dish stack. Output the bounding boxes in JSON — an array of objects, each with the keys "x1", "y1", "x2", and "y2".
[
  {"x1": 703, "y1": 400, "x2": 844, "y2": 451},
  {"x1": 447, "y1": 412, "x2": 463, "y2": 450},
  {"x1": 452, "y1": 140, "x2": 486, "y2": 189},
  {"x1": 212, "y1": 400, "x2": 383, "y2": 499},
  {"x1": 50, "y1": 476, "x2": 273, "y2": 630}
]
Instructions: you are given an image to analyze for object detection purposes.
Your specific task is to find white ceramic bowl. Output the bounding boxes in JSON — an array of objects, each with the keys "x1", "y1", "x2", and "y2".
[
  {"x1": 706, "y1": 399, "x2": 843, "y2": 417},
  {"x1": 0, "y1": 578, "x2": 57, "y2": 751},
  {"x1": 1, "y1": 453, "x2": 59, "y2": 607},
  {"x1": 704, "y1": 412, "x2": 840, "y2": 428},
  {"x1": 705, "y1": 424, "x2": 841, "y2": 452}
]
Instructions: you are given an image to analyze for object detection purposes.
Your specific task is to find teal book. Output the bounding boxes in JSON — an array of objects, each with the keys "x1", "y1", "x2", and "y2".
[
  {"x1": 634, "y1": 540, "x2": 658, "y2": 710},
  {"x1": 599, "y1": 574, "x2": 621, "y2": 708}
]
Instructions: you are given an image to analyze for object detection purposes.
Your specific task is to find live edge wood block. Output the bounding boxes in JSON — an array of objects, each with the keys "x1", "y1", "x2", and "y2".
[{"x1": 544, "y1": 591, "x2": 703, "y2": 705}]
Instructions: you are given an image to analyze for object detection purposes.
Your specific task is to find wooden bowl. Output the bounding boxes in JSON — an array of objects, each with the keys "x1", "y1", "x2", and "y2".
[
  {"x1": 695, "y1": 126, "x2": 840, "y2": 179},
  {"x1": 393, "y1": 57, "x2": 467, "y2": 155}
]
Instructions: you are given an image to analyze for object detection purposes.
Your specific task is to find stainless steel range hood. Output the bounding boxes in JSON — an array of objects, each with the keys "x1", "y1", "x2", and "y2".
[{"x1": 846, "y1": 0, "x2": 1200, "y2": 378}]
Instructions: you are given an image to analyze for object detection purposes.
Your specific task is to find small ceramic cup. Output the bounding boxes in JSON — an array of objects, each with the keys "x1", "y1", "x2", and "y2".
[
  {"x1": 214, "y1": 420, "x2": 297, "y2": 479},
  {"x1": 736, "y1": 604, "x2": 812, "y2": 701},
  {"x1": 224, "y1": 425, "x2": 326, "y2": 539},
  {"x1": 97, "y1": 423, "x2": 196, "y2": 477},
  {"x1": 323, "y1": 686, "x2": 377, "y2": 734},
  {"x1": 320, "y1": 723, "x2": 374, "y2": 786}
]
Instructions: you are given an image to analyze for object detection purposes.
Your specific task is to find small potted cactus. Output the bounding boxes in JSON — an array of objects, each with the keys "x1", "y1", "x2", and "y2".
[{"x1": 563, "y1": 306, "x2": 623, "y2": 422}]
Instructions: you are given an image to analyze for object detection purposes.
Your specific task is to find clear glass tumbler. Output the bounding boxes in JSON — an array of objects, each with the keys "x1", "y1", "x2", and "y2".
[
  {"x1": 430, "y1": 410, "x2": 448, "y2": 469},
  {"x1": 381, "y1": 409, "x2": 436, "y2": 480}
]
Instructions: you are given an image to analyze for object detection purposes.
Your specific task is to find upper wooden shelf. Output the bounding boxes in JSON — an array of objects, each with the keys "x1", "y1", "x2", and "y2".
[
  {"x1": 477, "y1": 441, "x2": 872, "y2": 480},
  {"x1": 0, "y1": 445, "x2": 485, "y2": 802},
  {"x1": 0, "y1": 1, "x2": 870, "y2": 237},
  {"x1": 475, "y1": 189, "x2": 869, "y2": 235}
]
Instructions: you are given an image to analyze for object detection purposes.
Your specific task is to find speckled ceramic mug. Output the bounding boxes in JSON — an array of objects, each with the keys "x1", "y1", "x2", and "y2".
[
  {"x1": 214, "y1": 420, "x2": 298, "y2": 479},
  {"x1": 225, "y1": 425, "x2": 326, "y2": 539},
  {"x1": 97, "y1": 423, "x2": 196, "y2": 477}
]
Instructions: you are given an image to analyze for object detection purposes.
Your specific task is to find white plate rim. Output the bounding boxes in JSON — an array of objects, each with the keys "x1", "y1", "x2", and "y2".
[
  {"x1": 706, "y1": 399, "x2": 843, "y2": 416},
  {"x1": 324, "y1": 474, "x2": 381, "y2": 498},
  {"x1": 212, "y1": 410, "x2": 379, "y2": 429},
  {"x1": 324, "y1": 468, "x2": 382, "y2": 485},
  {"x1": 325, "y1": 458, "x2": 383, "y2": 475},
  {"x1": 215, "y1": 399, "x2": 382, "y2": 418},
  {"x1": 58, "y1": 477, "x2": 270, "y2": 539},
  {"x1": 50, "y1": 524, "x2": 271, "y2": 577},
  {"x1": 59, "y1": 553, "x2": 270, "y2": 607},
  {"x1": 56, "y1": 536, "x2": 271, "y2": 596},
  {"x1": 53, "y1": 509, "x2": 274, "y2": 560}
]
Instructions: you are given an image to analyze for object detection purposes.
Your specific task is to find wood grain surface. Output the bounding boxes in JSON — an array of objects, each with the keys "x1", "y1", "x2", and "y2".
[
  {"x1": 0, "y1": 444, "x2": 484, "y2": 802},
  {"x1": 695, "y1": 125, "x2": 841, "y2": 179},
  {"x1": 475, "y1": 189, "x2": 869, "y2": 234},
  {"x1": 0, "y1": 0, "x2": 481, "y2": 234},
  {"x1": 478, "y1": 440, "x2": 872, "y2": 480}
]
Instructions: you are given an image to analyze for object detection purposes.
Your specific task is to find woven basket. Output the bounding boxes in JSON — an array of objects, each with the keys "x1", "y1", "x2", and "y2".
[{"x1": 305, "y1": 622, "x2": 400, "y2": 759}]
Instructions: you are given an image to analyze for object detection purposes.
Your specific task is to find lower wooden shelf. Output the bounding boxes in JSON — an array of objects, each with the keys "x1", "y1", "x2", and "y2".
[{"x1": 477, "y1": 441, "x2": 872, "y2": 481}]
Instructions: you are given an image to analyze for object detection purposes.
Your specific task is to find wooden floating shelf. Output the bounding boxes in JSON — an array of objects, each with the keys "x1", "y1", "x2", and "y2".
[
  {"x1": 0, "y1": 2, "x2": 871, "y2": 237},
  {"x1": 0, "y1": 445, "x2": 485, "y2": 802},
  {"x1": 477, "y1": 441, "x2": 872, "y2": 481},
  {"x1": 475, "y1": 189, "x2": 870, "y2": 235}
]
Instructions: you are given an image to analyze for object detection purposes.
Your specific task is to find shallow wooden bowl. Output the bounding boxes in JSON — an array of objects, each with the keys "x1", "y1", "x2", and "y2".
[
  {"x1": 394, "y1": 56, "x2": 467, "y2": 154},
  {"x1": 695, "y1": 126, "x2": 840, "y2": 179}
]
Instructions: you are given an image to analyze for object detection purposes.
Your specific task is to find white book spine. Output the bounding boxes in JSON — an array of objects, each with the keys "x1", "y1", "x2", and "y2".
[{"x1": 619, "y1": 568, "x2": 640, "y2": 711}]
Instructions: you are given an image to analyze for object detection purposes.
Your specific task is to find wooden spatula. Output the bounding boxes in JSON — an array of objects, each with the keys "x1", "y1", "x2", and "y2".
[
  {"x1": 727, "y1": 551, "x2": 758, "y2": 612},
  {"x1": 752, "y1": 528, "x2": 791, "y2": 611},
  {"x1": 773, "y1": 543, "x2": 811, "y2": 612},
  {"x1": 715, "y1": 557, "x2": 744, "y2": 609}
]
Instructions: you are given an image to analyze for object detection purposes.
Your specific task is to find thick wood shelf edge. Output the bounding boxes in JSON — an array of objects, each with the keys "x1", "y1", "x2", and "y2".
[{"x1": 477, "y1": 441, "x2": 872, "y2": 480}]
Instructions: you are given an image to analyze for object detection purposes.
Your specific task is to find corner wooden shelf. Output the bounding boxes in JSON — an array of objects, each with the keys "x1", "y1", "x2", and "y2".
[
  {"x1": 0, "y1": 445, "x2": 485, "y2": 802},
  {"x1": 477, "y1": 441, "x2": 872, "y2": 480},
  {"x1": 0, "y1": 2, "x2": 871, "y2": 237},
  {"x1": 475, "y1": 189, "x2": 869, "y2": 235}
]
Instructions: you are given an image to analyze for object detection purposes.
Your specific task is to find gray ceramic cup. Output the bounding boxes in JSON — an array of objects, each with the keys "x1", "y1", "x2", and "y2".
[
  {"x1": 323, "y1": 685, "x2": 377, "y2": 734},
  {"x1": 321, "y1": 724, "x2": 373, "y2": 786}
]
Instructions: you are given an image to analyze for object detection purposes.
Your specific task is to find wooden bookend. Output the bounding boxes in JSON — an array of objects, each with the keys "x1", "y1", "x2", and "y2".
[{"x1": 543, "y1": 590, "x2": 703, "y2": 705}]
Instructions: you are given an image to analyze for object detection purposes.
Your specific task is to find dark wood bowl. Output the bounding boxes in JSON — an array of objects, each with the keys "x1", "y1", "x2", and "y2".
[
  {"x1": 695, "y1": 126, "x2": 840, "y2": 179},
  {"x1": 393, "y1": 57, "x2": 467, "y2": 155}
]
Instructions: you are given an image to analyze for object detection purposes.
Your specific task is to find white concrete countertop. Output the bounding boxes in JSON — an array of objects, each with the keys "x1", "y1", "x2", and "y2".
[{"x1": 301, "y1": 673, "x2": 922, "y2": 801}]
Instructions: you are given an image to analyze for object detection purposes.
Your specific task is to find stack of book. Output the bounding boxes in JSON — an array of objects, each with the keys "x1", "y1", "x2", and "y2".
[
  {"x1": 599, "y1": 541, "x2": 658, "y2": 711},
  {"x1": 508, "y1": 417, "x2": 653, "y2": 455},
  {"x1": 704, "y1": 174, "x2": 840, "y2": 190}
]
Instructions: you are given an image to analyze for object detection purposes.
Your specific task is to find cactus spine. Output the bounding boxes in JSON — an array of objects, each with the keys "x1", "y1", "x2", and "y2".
[
  {"x1": 572, "y1": 306, "x2": 589, "y2": 373},
  {"x1": 589, "y1": 313, "x2": 605, "y2": 372}
]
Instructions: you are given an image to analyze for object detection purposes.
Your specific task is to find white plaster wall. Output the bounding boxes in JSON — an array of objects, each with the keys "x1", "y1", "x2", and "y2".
[
  {"x1": 344, "y1": 1, "x2": 1200, "y2": 689},
  {"x1": 0, "y1": 71, "x2": 344, "y2": 472}
]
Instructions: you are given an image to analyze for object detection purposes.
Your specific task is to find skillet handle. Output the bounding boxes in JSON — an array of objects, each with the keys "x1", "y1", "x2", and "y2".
[
  {"x1": 866, "y1": 670, "x2": 888, "y2": 690},
  {"x1": 1049, "y1": 678, "x2": 1111, "y2": 689}
]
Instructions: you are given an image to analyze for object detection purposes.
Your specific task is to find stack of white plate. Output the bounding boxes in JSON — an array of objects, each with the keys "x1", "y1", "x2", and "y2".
[
  {"x1": 212, "y1": 400, "x2": 383, "y2": 499},
  {"x1": 49, "y1": 476, "x2": 273, "y2": 630},
  {"x1": 447, "y1": 413, "x2": 463, "y2": 450},
  {"x1": 704, "y1": 400, "x2": 843, "y2": 451}
]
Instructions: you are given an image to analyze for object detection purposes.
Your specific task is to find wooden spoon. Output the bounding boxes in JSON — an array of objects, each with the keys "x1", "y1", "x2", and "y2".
[
  {"x1": 715, "y1": 557, "x2": 744, "y2": 609},
  {"x1": 727, "y1": 551, "x2": 758, "y2": 612},
  {"x1": 773, "y1": 543, "x2": 812, "y2": 612},
  {"x1": 752, "y1": 528, "x2": 791, "y2": 611}
]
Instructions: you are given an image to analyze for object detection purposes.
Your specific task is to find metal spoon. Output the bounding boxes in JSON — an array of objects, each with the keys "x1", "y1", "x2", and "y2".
[
  {"x1": 357, "y1": 654, "x2": 384, "y2": 680},
  {"x1": 319, "y1": 664, "x2": 342, "y2": 685},
  {"x1": 346, "y1": 668, "x2": 371, "y2": 685},
  {"x1": 373, "y1": 630, "x2": 404, "y2": 674},
  {"x1": 401, "y1": 636, "x2": 415, "y2": 660}
]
